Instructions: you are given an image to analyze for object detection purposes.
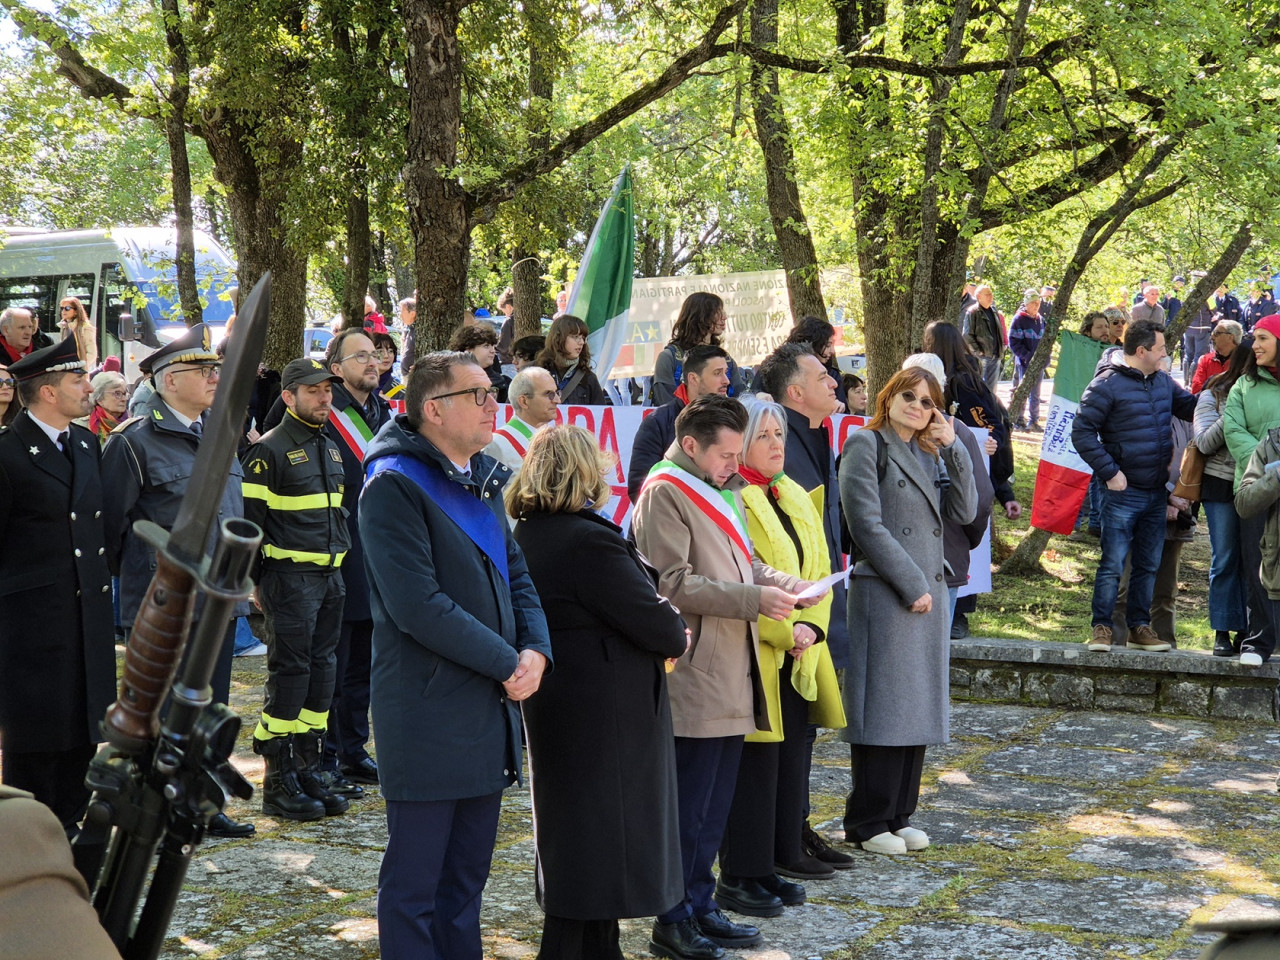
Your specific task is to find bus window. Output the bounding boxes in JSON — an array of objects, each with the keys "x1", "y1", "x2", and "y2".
[{"x1": 0, "y1": 276, "x2": 56, "y2": 335}]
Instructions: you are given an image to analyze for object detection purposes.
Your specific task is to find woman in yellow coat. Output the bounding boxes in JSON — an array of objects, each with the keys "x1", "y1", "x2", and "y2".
[{"x1": 716, "y1": 400, "x2": 846, "y2": 917}]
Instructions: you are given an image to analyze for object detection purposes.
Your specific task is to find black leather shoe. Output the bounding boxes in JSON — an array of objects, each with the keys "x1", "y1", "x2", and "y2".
[
  {"x1": 1213, "y1": 631, "x2": 1236, "y2": 658},
  {"x1": 695, "y1": 907, "x2": 764, "y2": 945},
  {"x1": 714, "y1": 875, "x2": 783, "y2": 917},
  {"x1": 775, "y1": 854, "x2": 834, "y2": 881},
  {"x1": 649, "y1": 918, "x2": 725, "y2": 959},
  {"x1": 802, "y1": 822, "x2": 854, "y2": 869},
  {"x1": 759, "y1": 872, "x2": 807, "y2": 903},
  {"x1": 206, "y1": 812, "x2": 255, "y2": 838},
  {"x1": 319, "y1": 768, "x2": 365, "y2": 799},
  {"x1": 950, "y1": 612, "x2": 970, "y2": 640},
  {"x1": 341, "y1": 757, "x2": 379, "y2": 784}
]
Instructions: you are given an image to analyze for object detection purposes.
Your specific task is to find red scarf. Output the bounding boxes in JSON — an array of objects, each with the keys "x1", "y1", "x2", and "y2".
[
  {"x1": 738, "y1": 464, "x2": 783, "y2": 498},
  {"x1": 673, "y1": 383, "x2": 689, "y2": 405},
  {"x1": 89, "y1": 405, "x2": 120, "y2": 443},
  {"x1": 0, "y1": 336, "x2": 28, "y2": 364}
]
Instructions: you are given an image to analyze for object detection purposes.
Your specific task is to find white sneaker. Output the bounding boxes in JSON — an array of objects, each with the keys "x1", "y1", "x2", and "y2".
[
  {"x1": 1240, "y1": 651, "x2": 1264, "y2": 667},
  {"x1": 860, "y1": 831, "x2": 908, "y2": 854},
  {"x1": 893, "y1": 827, "x2": 930, "y2": 851},
  {"x1": 235, "y1": 641, "x2": 269, "y2": 657}
]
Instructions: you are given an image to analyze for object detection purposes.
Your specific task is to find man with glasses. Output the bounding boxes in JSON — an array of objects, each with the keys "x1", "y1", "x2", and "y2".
[
  {"x1": 101, "y1": 323, "x2": 255, "y2": 838},
  {"x1": 483, "y1": 365, "x2": 558, "y2": 486},
  {"x1": 361, "y1": 351, "x2": 551, "y2": 960}
]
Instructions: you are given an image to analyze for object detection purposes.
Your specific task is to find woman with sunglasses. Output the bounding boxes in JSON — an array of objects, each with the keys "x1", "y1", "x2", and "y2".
[
  {"x1": 0, "y1": 365, "x2": 15, "y2": 428},
  {"x1": 58, "y1": 297, "x2": 97, "y2": 370},
  {"x1": 837, "y1": 368, "x2": 976, "y2": 855},
  {"x1": 534, "y1": 315, "x2": 608, "y2": 406}
]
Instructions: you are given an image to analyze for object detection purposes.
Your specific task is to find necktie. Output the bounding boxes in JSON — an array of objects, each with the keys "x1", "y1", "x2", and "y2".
[
  {"x1": 57, "y1": 431, "x2": 72, "y2": 462},
  {"x1": 190, "y1": 420, "x2": 203, "y2": 438}
]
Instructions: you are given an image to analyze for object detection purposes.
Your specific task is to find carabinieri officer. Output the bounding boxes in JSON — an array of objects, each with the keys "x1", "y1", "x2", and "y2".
[{"x1": 242, "y1": 358, "x2": 352, "y2": 822}]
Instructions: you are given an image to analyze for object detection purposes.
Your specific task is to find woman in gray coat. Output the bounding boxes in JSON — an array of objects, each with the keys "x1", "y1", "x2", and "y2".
[{"x1": 837, "y1": 367, "x2": 976, "y2": 855}]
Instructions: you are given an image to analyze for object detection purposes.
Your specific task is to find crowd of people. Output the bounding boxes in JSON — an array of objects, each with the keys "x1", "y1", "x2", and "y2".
[{"x1": 1, "y1": 271, "x2": 1278, "y2": 960}]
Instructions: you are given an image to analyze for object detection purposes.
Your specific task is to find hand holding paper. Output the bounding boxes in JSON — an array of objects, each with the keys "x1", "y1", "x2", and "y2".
[{"x1": 795, "y1": 567, "x2": 851, "y2": 602}]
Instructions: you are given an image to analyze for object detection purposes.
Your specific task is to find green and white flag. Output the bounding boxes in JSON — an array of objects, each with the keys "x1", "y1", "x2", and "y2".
[
  {"x1": 1029, "y1": 331, "x2": 1107, "y2": 534},
  {"x1": 567, "y1": 166, "x2": 634, "y2": 383}
]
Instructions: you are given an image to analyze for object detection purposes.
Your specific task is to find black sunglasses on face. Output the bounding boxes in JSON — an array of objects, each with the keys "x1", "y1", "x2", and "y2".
[{"x1": 899, "y1": 390, "x2": 935, "y2": 410}]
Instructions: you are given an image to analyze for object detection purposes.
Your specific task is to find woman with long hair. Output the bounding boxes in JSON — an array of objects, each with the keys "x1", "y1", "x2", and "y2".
[
  {"x1": 837, "y1": 368, "x2": 976, "y2": 854},
  {"x1": 1222, "y1": 314, "x2": 1280, "y2": 665},
  {"x1": 0, "y1": 363, "x2": 16, "y2": 428},
  {"x1": 58, "y1": 296, "x2": 97, "y2": 369},
  {"x1": 509, "y1": 425, "x2": 687, "y2": 960},
  {"x1": 1194, "y1": 339, "x2": 1254, "y2": 658},
  {"x1": 534, "y1": 315, "x2": 608, "y2": 406},
  {"x1": 651, "y1": 292, "x2": 744, "y2": 404},
  {"x1": 716, "y1": 400, "x2": 846, "y2": 911}
]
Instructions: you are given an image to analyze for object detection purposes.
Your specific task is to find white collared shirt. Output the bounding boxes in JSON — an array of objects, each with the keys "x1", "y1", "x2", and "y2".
[
  {"x1": 27, "y1": 412, "x2": 69, "y2": 450},
  {"x1": 160, "y1": 400, "x2": 198, "y2": 430}
]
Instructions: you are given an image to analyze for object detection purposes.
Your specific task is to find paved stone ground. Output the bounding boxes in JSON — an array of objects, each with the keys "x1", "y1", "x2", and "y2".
[{"x1": 159, "y1": 700, "x2": 1280, "y2": 960}]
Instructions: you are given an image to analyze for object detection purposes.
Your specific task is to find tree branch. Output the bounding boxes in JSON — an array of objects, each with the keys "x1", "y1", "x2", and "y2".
[
  {"x1": 1166, "y1": 222, "x2": 1255, "y2": 345},
  {"x1": 470, "y1": 1, "x2": 746, "y2": 215}
]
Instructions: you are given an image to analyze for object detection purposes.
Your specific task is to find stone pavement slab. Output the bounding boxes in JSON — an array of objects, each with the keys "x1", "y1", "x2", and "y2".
[{"x1": 157, "y1": 702, "x2": 1280, "y2": 959}]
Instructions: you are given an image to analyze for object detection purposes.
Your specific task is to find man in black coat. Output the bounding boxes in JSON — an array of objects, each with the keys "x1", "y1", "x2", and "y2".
[
  {"x1": 0, "y1": 337, "x2": 115, "y2": 834},
  {"x1": 627, "y1": 345, "x2": 731, "y2": 504},
  {"x1": 361, "y1": 351, "x2": 552, "y2": 960}
]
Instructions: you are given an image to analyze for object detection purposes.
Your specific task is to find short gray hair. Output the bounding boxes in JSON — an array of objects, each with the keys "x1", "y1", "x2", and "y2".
[
  {"x1": 1212, "y1": 319, "x2": 1244, "y2": 343},
  {"x1": 90, "y1": 371, "x2": 126, "y2": 406},
  {"x1": 0, "y1": 306, "x2": 32, "y2": 334},
  {"x1": 742, "y1": 398, "x2": 787, "y2": 459},
  {"x1": 508, "y1": 366, "x2": 549, "y2": 405},
  {"x1": 903, "y1": 352, "x2": 947, "y2": 388}
]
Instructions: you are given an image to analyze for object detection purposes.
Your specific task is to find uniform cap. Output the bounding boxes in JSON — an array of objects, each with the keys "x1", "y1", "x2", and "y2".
[
  {"x1": 282, "y1": 357, "x2": 342, "y2": 390},
  {"x1": 8, "y1": 335, "x2": 86, "y2": 381},
  {"x1": 141, "y1": 323, "x2": 219, "y2": 376}
]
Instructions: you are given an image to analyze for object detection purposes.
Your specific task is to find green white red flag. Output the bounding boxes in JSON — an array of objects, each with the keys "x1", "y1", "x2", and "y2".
[
  {"x1": 567, "y1": 166, "x2": 634, "y2": 384},
  {"x1": 1029, "y1": 331, "x2": 1107, "y2": 534}
]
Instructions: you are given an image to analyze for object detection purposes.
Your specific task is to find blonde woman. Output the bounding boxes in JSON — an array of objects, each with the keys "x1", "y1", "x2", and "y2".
[
  {"x1": 58, "y1": 297, "x2": 97, "y2": 370},
  {"x1": 509, "y1": 425, "x2": 687, "y2": 960},
  {"x1": 717, "y1": 400, "x2": 845, "y2": 913}
]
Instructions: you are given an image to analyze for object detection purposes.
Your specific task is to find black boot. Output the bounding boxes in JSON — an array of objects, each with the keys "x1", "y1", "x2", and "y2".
[
  {"x1": 254, "y1": 735, "x2": 325, "y2": 821},
  {"x1": 1213, "y1": 631, "x2": 1235, "y2": 658},
  {"x1": 650, "y1": 918, "x2": 724, "y2": 959},
  {"x1": 294, "y1": 729, "x2": 350, "y2": 816}
]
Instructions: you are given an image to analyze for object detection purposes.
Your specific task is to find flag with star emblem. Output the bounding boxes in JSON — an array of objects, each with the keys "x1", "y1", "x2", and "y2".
[{"x1": 568, "y1": 166, "x2": 635, "y2": 384}]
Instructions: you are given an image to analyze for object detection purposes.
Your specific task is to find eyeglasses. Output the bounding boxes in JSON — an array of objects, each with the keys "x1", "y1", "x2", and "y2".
[
  {"x1": 0, "y1": 378, "x2": 13, "y2": 388},
  {"x1": 105, "y1": 388, "x2": 129, "y2": 397},
  {"x1": 565, "y1": 334, "x2": 586, "y2": 342},
  {"x1": 170, "y1": 365, "x2": 221, "y2": 379},
  {"x1": 898, "y1": 390, "x2": 935, "y2": 410},
  {"x1": 430, "y1": 385, "x2": 500, "y2": 406},
  {"x1": 537, "y1": 389, "x2": 561, "y2": 400},
  {"x1": 60, "y1": 305, "x2": 76, "y2": 313},
  {"x1": 339, "y1": 351, "x2": 380, "y2": 365}
]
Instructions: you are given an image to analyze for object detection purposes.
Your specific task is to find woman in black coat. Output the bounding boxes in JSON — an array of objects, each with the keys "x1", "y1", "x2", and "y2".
[
  {"x1": 508, "y1": 424, "x2": 688, "y2": 960},
  {"x1": 534, "y1": 315, "x2": 609, "y2": 405}
]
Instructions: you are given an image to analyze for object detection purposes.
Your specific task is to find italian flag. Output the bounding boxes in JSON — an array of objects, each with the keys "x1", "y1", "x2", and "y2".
[
  {"x1": 1028, "y1": 331, "x2": 1107, "y2": 534},
  {"x1": 568, "y1": 166, "x2": 635, "y2": 384}
]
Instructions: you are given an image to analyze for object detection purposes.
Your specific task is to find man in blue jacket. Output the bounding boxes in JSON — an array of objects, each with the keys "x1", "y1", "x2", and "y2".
[
  {"x1": 1071, "y1": 319, "x2": 1196, "y2": 653},
  {"x1": 360, "y1": 351, "x2": 552, "y2": 960}
]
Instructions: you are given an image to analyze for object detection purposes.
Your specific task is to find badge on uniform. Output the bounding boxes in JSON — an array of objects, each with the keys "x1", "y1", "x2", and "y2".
[
  {"x1": 328, "y1": 448, "x2": 342, "y2": 462},
  {"x1": 247, "y1": 457, "x2": 269, "y2": 475},
  {"x1": 287, "y1": 449, "x2": 309, "y2": 465}
]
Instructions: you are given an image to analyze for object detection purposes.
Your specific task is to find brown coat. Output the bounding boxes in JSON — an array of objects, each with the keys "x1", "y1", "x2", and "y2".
[
  {"x1": 0, "y1": 785, "x2": 121, "y2": 960},
  {"x1": 632, "y1": 444, "x2": 803, "y2": 738}
]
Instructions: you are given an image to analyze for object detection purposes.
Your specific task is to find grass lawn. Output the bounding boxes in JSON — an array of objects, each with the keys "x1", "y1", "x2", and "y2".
[{"x1": 972, "y1": 431, "x2": 1214, "y2": 651}]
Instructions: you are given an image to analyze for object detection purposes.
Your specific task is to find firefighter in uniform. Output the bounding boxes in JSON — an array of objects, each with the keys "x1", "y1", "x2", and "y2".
[
  {"x1": 101, "y1": 323, "x2": 255, "y2": 838},
  {"x1": 0, "y1": 337, "x2": 115, "y2": 835},
  {"x1": 242, "y1": 358, "x2": 352, "y2": 821}
]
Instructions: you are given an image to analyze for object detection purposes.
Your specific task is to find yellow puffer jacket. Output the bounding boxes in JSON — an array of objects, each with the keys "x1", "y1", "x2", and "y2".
[{"x1": 742, "y1": 475, "x2": 846, "y2": 743}]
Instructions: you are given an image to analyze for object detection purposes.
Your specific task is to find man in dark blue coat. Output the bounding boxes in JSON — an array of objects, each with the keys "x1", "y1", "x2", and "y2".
[
  {"x1": 360, "y1": 351, "x2": 552, "y2": 960},
  {"x1": 1071, "y1": 320, "x2": 1196, "y2": 655},
  {"x1": 627, "y1": 345, "x2": 731, "y2": 504}
]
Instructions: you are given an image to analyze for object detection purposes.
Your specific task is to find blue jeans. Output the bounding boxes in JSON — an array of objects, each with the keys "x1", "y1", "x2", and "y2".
[
  {"x1": 1092, "y1": 486, "x2": 1167, "y2": 628},
  {"x1": 1013, "y1": 356, "x2": 1042, "y2": 423},
  {"x1": 1202, "y1": 499, "x2": 1248, "y2": 633}
]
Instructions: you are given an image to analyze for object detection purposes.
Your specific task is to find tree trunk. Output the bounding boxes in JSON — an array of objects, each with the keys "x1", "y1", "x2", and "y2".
[
  {"x1": 1165, "y1": 222, "x2": 1254, "y2": 345},
  {"x1": 750, "y1": 0, "x2": 825, "y2": 324},
  {"x1": 370, "y1": 231, "x2": 393, "y2": 316},
  {"x1": 511, "y1": 251, "x2": 544, "y2": 337},
  {"x1": 404, "y1": 0, "x2": 471, "y2": 355},
  {"x1": 998, "y1": 526, "x2": 1052, "y2": 576},
  {"x1": 204, "y1": 116, "x2": 308, "y2": 372},
  {"x1": 342, "y1": 176, "x2": 372, "y2": 329},
  {"x1": 160, "y1": 0, "x2": 201, "y2": 325},
  {"x1": 388, "y1": 237, "x2": 415, "y2": 304}
]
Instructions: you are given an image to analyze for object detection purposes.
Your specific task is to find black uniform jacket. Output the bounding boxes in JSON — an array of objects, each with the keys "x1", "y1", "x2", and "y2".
[{"x1": 0, "y1": 412, "x2": 115, "y2": 751}]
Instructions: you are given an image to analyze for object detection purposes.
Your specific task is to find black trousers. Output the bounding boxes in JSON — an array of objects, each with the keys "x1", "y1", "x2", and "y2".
[
  {"x1": 259, "y1": 569, "x2": 345, "y2": 724},
  {"x1": 324, "y1": 618, "x2": 373, "y2": 768},
  {"x1": 720, "y1": 657, "x2": 809, "y2": 876},
  {"x1": 1240, "y1": 510, "x2": 1277, "y2": 658},
  {"x1": 537, "y1": 916, "x2": 623, "y2": 960},
  {"x1": 1, "y1": 743, "x2": 96, "y2": 834},
  {"x1": 843, "y1": 744, "x2": 926, "y2": 842}
]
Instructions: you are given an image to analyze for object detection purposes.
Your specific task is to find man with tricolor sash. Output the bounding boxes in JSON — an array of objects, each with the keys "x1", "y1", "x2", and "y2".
[
  {"x1": 633, "y1": 394, "x2": 812, "y2": 960},
  {"x1": 242, "y1": 358, "x2": 352, "y2": 822},
  {"x1": 483, "y1": 365, "x2": 559, "y2": 487},
  {"x1": 319, "y1": 329, "x2": 390, "y2": 790}
]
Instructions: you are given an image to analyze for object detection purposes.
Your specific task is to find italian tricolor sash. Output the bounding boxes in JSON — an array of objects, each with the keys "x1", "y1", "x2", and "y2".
[
  {"x1": 493, "y1": 417, "x2": 535, "y2": 458},
  {"x1": 644, "y1": 459, "x2": 752, "y2": 561},
  {"x1": 329, "y1": 404, "x2": 375, "y2": 462}
]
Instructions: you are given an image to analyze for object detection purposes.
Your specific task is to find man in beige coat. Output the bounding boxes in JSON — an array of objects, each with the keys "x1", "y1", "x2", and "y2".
[
  {"x1": 633, "y1": 394, "x2": 810, "y2": 960},
  {"x1": 0, "y1": 784, "x2": 121, "y2": 959}
]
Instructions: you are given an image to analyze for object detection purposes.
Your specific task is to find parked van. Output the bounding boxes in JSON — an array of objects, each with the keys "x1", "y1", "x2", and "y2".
[{"x1": 0, "y1": 226, "x2": 236, "y2": 376}]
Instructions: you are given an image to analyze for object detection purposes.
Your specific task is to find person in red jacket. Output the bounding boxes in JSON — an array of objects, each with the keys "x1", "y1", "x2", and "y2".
[{"x1": 1190, "y1": 321, "x2": 1243, "y2": 394}]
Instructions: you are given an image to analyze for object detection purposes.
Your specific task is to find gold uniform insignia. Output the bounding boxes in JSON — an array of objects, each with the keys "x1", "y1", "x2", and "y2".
[
  {"x1": 329, "y1": 448, "x2": 342, "y2": 462},
  {"x1": 287, "y1": 448, "x2": 309, "y2": 465},
  {"x1": 248, "y1": 457, "x2": 269, "y2": 475}
]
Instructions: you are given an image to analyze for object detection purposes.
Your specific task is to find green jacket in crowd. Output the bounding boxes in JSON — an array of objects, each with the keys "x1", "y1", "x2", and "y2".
[
  {"x1": 1223, "y1": 366, "x2": 1280, "y2": 489},
  {"x1": 1234, "y1": 425, "x2": 1280, "y2": 600}
]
